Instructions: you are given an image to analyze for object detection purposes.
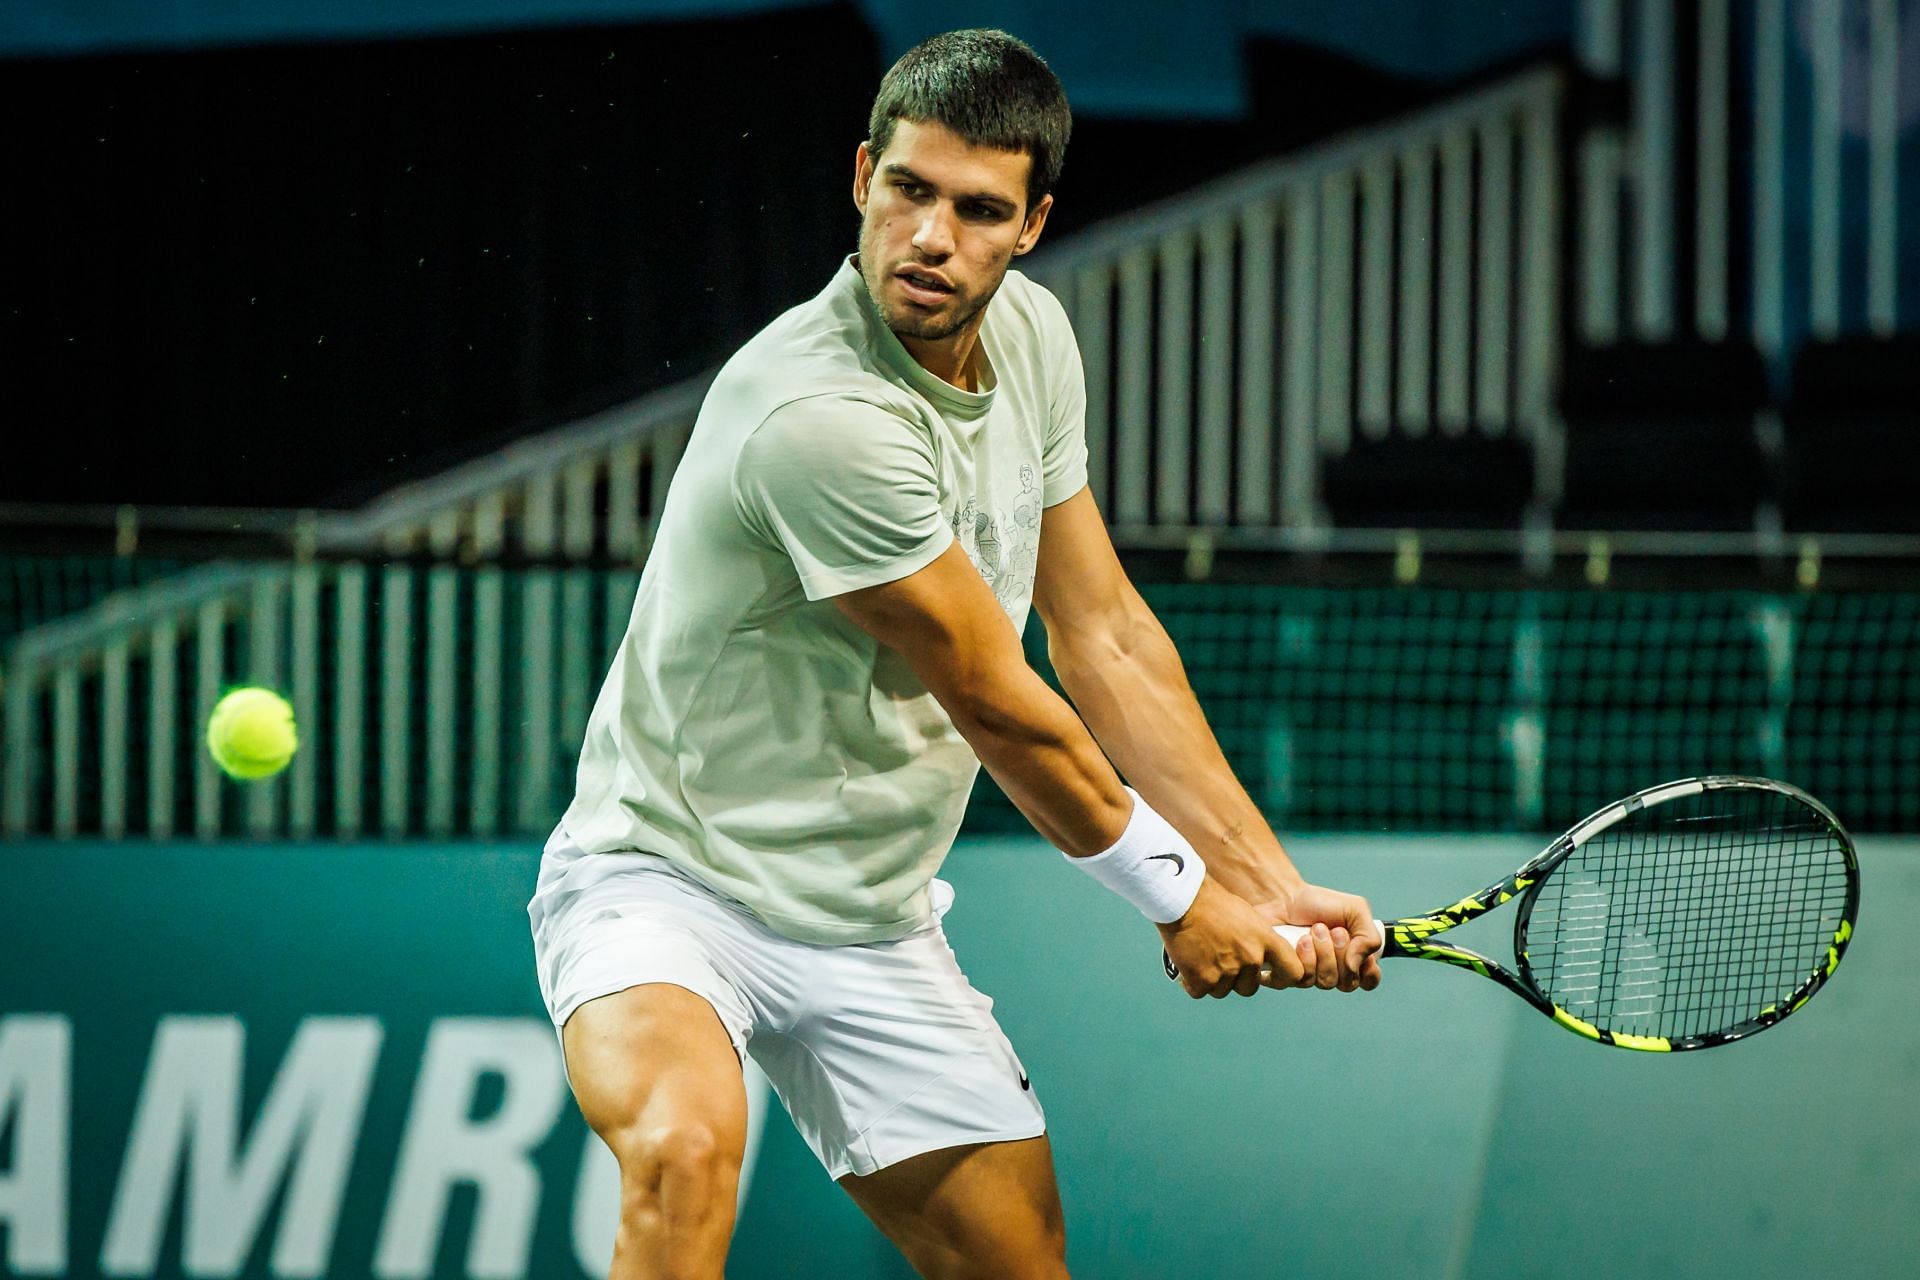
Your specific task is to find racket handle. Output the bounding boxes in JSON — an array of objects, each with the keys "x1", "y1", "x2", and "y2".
[
  {"x1": 1255, "y1": 921, "x2": 1390, "y2": 982},
  {"x1": 1166, "y1": 921, "x2": 1390, "y2": 983},
  {"x1": 1271, "y1": 921, "x2": 1388, "y2": 946}
]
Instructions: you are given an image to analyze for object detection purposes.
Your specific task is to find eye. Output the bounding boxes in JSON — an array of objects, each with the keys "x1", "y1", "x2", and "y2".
[{"x1": 964, "y1": 202, "x2": 1000, "y2": 219}]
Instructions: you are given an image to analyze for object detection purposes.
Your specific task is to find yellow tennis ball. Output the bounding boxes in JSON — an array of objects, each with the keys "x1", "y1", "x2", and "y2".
[{"x1": 206, "y1": 687, "x2": 298, "y2": 780}]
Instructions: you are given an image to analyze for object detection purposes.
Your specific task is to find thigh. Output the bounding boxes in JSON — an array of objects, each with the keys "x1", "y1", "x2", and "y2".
[
  {"x1": 563, "y1": 982, "x2": 749, "y2": 1156},
  {"x1": 840, "y1": 1135, "x2": 1068, "y2": 1280},
  {"x1": 531, "y1": 843, "x2": 759, "y2": 1132}
]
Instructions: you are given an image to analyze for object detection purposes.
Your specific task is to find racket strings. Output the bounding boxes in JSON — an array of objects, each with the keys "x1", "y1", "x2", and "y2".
[{"x1": 1525, "y1": 788, "x2": 1852, "y2": 1041}]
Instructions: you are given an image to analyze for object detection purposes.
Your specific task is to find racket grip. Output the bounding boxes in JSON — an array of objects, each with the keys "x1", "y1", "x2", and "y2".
[
  {"x1": 1164, "y1": 921, "x2": 1390, "y2": 983},
  {"x1": 1271, "y1": 921, "x2": 1388, "y2": 946},
  {"x1": 1256, "y1": 921, "x2": 1390, "y2": 982}
]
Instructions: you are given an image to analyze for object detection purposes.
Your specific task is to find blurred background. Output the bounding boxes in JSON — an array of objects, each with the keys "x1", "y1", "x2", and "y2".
[{"x1": 3, "y1": 1, "x2": 1917, "y2": 1277}]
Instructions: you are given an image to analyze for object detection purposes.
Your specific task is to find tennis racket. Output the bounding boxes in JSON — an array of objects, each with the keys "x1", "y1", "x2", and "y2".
[{"x1": 1164, "y1": 776, "x2": 1859, "y2": 1052}]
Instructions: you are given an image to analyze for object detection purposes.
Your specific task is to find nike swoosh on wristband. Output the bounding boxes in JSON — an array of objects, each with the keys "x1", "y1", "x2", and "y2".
[{"x1": 1146, "y1": 852, "x2": 1186, "y2": 875}]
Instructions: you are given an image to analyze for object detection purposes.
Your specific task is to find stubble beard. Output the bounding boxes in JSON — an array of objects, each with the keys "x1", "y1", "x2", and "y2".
[
  {"x1": 880, "y1": 287, "x2": 987, "y2": 342},
  {"x1": 857, "y1": 226, "x2": 999, "y2": 344}
]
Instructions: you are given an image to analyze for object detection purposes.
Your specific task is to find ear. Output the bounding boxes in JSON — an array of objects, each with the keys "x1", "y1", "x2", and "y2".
[
  {"x1": 852, "y1": 141, "x2": 875, "y2": 216},
  {"x1": 1012, "y1": 193, "x2": 1054, "y2": 256}
]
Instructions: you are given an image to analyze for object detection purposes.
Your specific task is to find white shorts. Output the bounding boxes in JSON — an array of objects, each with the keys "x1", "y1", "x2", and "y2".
[{"x1": 527, "y1": 829, "x2": 1046, "y2": 1180}]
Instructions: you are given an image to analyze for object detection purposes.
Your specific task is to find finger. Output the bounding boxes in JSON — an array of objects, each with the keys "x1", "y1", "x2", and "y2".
[
  {"x1": 1297, "y1": 932, "x2": 1328, "y2": 990},
  {"x1": 1360, "y1": 954, "x2": 1383, "y2": 991},
  {"x1": 1209, "y1": 972, "x2": 1236, "y2": 998},
  {"x1": 1328, "y1": 926, "x2": 1357, "y2": 992},
  {"x1": 1345, "y1": 925, "x2": 1381, "y2": 975},
  {"x1": 1297, "y1": 924, "x2": 1328, "y2": 997},
  {"x1": 1233, "y1": 963, "x2": 1262, "y2": 998},
  {"x1": 1311, "y1": 924, "x2": 1338, "y2": 989},
  {"x1": 1261, "y1": 938, "x2": 1303, "y2": 990}
]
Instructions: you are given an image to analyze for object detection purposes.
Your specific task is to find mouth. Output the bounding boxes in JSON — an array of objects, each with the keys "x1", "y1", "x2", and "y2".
[{"x1": 893, "y1": 267, "x2": 956, "y2": 307}]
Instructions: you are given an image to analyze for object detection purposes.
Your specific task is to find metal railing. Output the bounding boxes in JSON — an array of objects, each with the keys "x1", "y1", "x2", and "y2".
[
  {"x1": 4, "y1": 67, "x2": 1567, "y2": 571},
  {"x1": 1576, "y1": 0, "x2": 1909, "y2": 349},
  {"x1": 2, "y1": 559, "x2": 642, "y2": 840},
  {"x1": 1021, "y1": 67, "x2": 1566, "y2": 534},
  {"x1": 2, "y1": 69, "x2": 1574, "y2": 840},
  {"x1": 308, "y1": 376, "x2": 713, "y2": 564},
  {"x1": 295, "y1": 67, "x2": 1563, "y2": 555},
  {"x1": 12, "y1": 542, "x2": 1920, "y2": 841}
]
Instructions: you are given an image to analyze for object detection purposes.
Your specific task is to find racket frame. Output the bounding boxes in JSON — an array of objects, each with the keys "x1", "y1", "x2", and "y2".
[
  {"x1": 1383, "y1": 775, "x2": 1859, "y2": 1052},
  {"x1": 1162, "y1": 775, "x2": 1861, "y2": 1053}
]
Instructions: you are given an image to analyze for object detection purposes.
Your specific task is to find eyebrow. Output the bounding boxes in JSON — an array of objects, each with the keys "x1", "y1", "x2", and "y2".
[{"x1": 880, "y1": 163, "x2": 1018, "y2": 211}]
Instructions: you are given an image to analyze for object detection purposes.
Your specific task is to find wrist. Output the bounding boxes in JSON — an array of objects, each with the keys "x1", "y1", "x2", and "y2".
[
  {"x1": 1210, "y1": 861, "x2": 1305, "y2": 910},
  {"x1": 1062, "y1": 788, "x2": 1206, "y2": 924},
  {"x1": 1157, "y1": 872, "x2": 1227, "y2": 932}
]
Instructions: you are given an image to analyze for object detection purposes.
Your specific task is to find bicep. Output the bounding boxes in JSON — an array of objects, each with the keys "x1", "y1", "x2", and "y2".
[
  {"x1": 831, "y1": 541, "x2": 1030, "y2": 708},
  {"x1": 1032, "y1": 486, "x2": 1139, "y2": 647}
]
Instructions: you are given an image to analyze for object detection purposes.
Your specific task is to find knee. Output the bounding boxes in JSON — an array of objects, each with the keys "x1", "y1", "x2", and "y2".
[{"x1": 614, "y1": 1120, "x2": 741, "y2": 1215}]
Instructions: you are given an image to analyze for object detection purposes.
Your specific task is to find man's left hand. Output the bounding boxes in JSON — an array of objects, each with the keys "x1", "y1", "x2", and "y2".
[{"x1": 1254, "y1": 884, "x2": 1383, "y2": 992}]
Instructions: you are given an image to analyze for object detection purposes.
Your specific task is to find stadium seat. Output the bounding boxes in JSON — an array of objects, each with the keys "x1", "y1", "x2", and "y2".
[
  {"x1": 1318, "y1": 432, "x2": 1535, "y2": 529},
  {"x1": 1781, "y1": 336, "x2": 1920, "y2": 533},
  {"x1": 1554, "y1": 341, "x2": 1772, "y2": 531}
]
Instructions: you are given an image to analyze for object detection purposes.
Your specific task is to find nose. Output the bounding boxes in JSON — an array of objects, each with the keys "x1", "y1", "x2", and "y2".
[{"x1": 911, "y1": 203, "x2": 956, "y2": 259}]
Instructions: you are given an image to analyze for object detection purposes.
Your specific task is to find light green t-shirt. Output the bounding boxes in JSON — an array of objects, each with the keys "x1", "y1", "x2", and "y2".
[{"x1": 560, "y1": 257, "x2": 1088, "y2": 944}]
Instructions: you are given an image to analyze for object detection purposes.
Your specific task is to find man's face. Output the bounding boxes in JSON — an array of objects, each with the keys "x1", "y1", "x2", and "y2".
[{"x1": 853, "y1": 118, "x2": 1053, "y2": 346}]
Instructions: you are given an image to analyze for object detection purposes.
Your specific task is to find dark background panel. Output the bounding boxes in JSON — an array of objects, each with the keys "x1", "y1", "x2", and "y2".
[{"x1": 3, "y1": 5, "x2": 1448, "y2": 510}]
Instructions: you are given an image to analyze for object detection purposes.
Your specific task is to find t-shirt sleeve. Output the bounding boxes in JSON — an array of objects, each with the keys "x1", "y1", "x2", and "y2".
[
  {"x1": 1039, "y1": 291, "x2": 1091, "y2": 506},
  {"x1": 731, "y1": 396, "x2": 954, "y2": 600}
]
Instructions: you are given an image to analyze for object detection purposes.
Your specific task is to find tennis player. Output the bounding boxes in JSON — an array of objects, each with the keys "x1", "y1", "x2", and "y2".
[{"x1": 530, "y1": 29, "x2": 1382, "y2": 1279}]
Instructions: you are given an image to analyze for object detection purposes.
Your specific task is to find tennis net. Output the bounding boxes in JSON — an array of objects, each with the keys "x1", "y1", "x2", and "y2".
[{"x1": 6, "y1": 560, "x2": 1915, "y2": 837}]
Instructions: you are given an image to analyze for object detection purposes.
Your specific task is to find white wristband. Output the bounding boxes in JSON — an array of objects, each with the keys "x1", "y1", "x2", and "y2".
[{"x1": 1064, "y1": 789, "x2": 1206, "y2": 924}]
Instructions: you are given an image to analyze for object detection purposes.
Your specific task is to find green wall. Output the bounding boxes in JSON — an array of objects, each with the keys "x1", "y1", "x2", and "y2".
[{"x1": 2, "y1": 835, "x2": 1914, "y2": 1278}]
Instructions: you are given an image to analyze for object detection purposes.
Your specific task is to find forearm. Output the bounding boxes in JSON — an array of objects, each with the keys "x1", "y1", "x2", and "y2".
[
  {"x1": 943, "y1": 661, "x2": 1132, "y2": 858},
  {"x1": 1049, "y1": 599, "x2": 1304, "y2": 905},
  {"x1": 831, "y1": 542, "x2": 1136, "y2": 859}
]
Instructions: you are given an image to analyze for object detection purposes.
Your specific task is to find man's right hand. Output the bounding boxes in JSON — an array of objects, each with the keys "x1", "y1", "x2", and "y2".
[{"x1": 1157, "y1": 878, "x2": 1308, "y2": 998}]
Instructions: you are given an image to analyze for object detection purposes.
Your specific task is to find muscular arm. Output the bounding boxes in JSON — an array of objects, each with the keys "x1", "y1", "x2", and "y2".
[
  {"x1": 834, "y1": 540, "x2": 1132, "y2": 855},
  {"x1": 1032, "y1": 489, "x2": 1305, "y2": 906},
  {"x1": 833, "y1": 538, "x2": 1307, "y2": 996}
]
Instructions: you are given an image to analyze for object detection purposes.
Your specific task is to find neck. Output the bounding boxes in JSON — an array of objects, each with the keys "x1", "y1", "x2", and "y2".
[{"x1": 898, "y1": 319, "x2": 984, "y2": 392}]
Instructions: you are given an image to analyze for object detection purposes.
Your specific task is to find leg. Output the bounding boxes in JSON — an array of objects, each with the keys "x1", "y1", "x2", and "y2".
[
  {"x1": 840, "y1": 1135, "x2": 1069, "y2": 1280},
  {"x1": 563, "y1": 983, "x2": 748, "y2": 1280}
]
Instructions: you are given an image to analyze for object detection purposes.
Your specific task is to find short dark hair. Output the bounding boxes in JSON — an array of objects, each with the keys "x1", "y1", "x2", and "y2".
[{"x1": 867, "y1": 29, "x2": 1072, "y2": 210}]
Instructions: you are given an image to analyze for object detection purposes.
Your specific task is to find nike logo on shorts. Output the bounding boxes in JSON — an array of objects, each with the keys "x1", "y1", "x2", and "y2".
[
  {"x1": 1019, "y1": 1071, "x2": 1031, "y2": 1090},
  {"x1": 1146, "y1": 851, "x2": 1185, "y2": 875}
]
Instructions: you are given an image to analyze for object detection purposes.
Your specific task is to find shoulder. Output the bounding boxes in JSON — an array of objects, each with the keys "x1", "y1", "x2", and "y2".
[
  {"x1": 751, "y1": 391, "x2": 928, "y2": 449},
  {"x1": 729, "y1": 392, "x2": 948, "y2": 568},
  {"x1": 734, "y1": 392, "x2": 938, "y2": 493},
  {"x1": 711, "y1": 294, "x2": 922, "y2": 423},
  {"x1": 987, "y1": 268, "x2": 1079, "y2": 386}
]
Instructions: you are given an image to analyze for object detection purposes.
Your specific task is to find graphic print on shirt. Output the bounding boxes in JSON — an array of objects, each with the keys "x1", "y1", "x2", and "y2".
[{"x1": 951, "y1": 464, "x2": 1042, "y2": 616}]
